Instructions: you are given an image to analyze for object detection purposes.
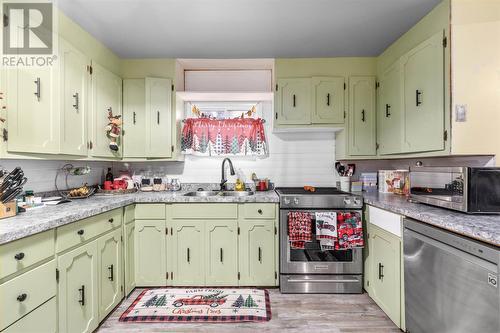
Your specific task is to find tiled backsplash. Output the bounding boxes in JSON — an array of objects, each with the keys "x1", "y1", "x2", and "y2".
[{"x1": 0, "y1": 160, "x2": 110, "y2": 193}]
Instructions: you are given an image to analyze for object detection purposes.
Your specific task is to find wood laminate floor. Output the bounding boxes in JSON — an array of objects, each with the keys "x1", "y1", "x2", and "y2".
[{"x1": 98, "y1": 288, "x2": 400, "y2": 333}]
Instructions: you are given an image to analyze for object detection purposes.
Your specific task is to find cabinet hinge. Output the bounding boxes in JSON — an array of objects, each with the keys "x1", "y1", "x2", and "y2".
[
  {"x1": 275, "y1": 84, "x2": 278, "y2": 91},
  {"x1": 171, "y1": 145, "x2": 174, "y2": 153},
  {"x1": 443, "y1": 130, "x2": 448, "y2": 141},
  {"x1": 171, "y1": 227, "x2": 173, "y2": 235},
  {"x1": 120, "y1": 285, "x2": 123, "y2": 292},
  {"x1": 89, "y1": 141, "x2": 93, "y2": 150},
  {"x1": 238, "y1": 272, "x2": 240, "y2": 280},
  {"x1": 275, "y1": 112, "x2": 278, "y2": 120},
  {"x1": 367, "y1": 280, "x2": 370, "y2": 287},
  {"x1": 375, "y1": 82, "x2": 380, "y2": 89},
  {"x1": 275, "y1": 271, "x2": 278, "y2": 280},
  {"x1": 171, "y1": 84, "x2": 174, "y2": 91},
  {"x1": 343, "y1": 111, "x2": 346, "y2": 119},
  {"x1": 171, "y1": 272, "x2": 173, "y2": 280},
  {"x1": 56, "y1": 268, "x2": 59, "y2": 282},
  {"x1": 121, "y1": 235, "x2": 123, "y2": 242},
  {"x1": 376, "y1": 143, "x2": 379, "y2": 150},
  {"x1": 166, "y1": 272, "x2": 169, "y2": 280},
  {"x1": 237, "y1": 227, "x2": 240, "y2": 235},
  {"x1": 2, "y1": 128, "x2": 7, "y2": 142},
  {"x1": 3, "y1": 13, "x2": 9, "y2": 27},
  {"x1": 274, "y1": 226, "x2": 277, "y2": 235},
  {"x1": 443, "y1": 36, "x2": 447, "y2": 48},
  {"x1": 166, "y1": 228, "x2": 168, "y2": 235},
  {"x1": 344, "y1": 83, "x2": 346, "y2": 90}
]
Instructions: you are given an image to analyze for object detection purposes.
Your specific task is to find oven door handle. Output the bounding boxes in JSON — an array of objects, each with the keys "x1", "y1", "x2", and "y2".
[{"x1": 287, "y1": 278, "x2": 360, "y2": 283}]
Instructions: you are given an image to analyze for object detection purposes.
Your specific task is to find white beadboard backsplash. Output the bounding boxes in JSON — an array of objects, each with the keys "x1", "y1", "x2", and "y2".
[
  {"x1": 0, "y1": 160, "x2": 110, "y2": 193},
  {"x1": 114, "y1": 102, "x2": 338, "y2": 187}
]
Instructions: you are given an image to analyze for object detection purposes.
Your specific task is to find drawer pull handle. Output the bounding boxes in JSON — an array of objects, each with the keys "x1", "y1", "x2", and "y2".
[
  {"x1": 14, "y1": 252, "x2": 25, "y2": 260},
  {"x1": 78, "y1": 285, "x2": 85, "y2": 306},
  {"x1": 108, "y1": 218, "x2": 114, "y2": 223},
  {"x1": 220, "y1": 248, "x2": 223, "y2": 263},
  {"x1": 258, "y1": 209, "x2": 263, "y2": 215},
  {"x1": 108, "y1": 264, "x2": 114, "y2": 281},
  {"x1": 77, "y1": 229, "x2": 84, "y2": 236},
  {"x1": 378, "y1": 263, "x2": 384, "y2": 280},
  {"x1": 17, "y1": 293, "x2": 27, "y2": 302},
  {"x1": 187, "y1": 248, "x2": 190, "y2": 263},
  {"x1": 258, "y1": 247, "x2": 262, "y2": 263}
]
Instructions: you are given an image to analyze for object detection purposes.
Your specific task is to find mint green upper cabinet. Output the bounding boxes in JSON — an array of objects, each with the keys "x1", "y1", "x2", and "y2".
[
  {"x1": 145, "y1": 77, "x2": 172, "y2": 158},
  {"x1": 239, "y1": 220, "x2": 276, "y2": 286},
  {"x1": 276, "y1": 78, "x2": 311, "y2": 125},
  {"x1": 172, "y1": 220, "x2": 205, "y2": 286},
  {"x1": 378, "y1": 61, "x2": 403, "y2": 155},
  {"x1": 90, "y1": 63, "x2": 122, "y2": 158},
  {"x1": 97, "y1": 228, "x2": 122, "y2": 321},
  {"x1": 402, "y1": 31, "x2": 445, "y2": 153},
  {"x1": 135, "y1": 219, "x2": 166, "y2": 286},
  {"x1": 59, "y1": 39, "x2": 89, "y2": 156},
  {"x1": 57, "y1": 241, "x2": 99, "y2": 333},
  {"x1": 312, "y1": 77, "x2": 345, "y2": 124},
  {"x1": 205, "y1": 220, "x2": 238, "y2": 286},
  {"x1": 348, "y1": 76, "x2": 376, "y2": 156},
  {"x1": 123, "y1": 79, "x2": 146, "y2": 158},
  {"x1": 5, "y1": 65, "x2": 59, "y2": 154}
]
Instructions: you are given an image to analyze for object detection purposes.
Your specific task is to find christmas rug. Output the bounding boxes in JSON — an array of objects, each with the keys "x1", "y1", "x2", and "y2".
[{"x1": 119, "y1": 288, "x2": 271, "y2": 323}]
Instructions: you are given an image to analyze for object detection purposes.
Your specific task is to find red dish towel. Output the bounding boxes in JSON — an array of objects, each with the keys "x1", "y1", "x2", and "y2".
[
  {"x1": 336, "y1": 212, "x2": 364, "y2": 250},
  {"x1": 288, "y1": 212, "x2": 313, "y2": 244}
]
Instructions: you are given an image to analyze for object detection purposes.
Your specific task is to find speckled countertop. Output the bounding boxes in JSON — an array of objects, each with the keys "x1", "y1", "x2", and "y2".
[
  {"x1": 0, "y1": 188, "x2": 279, "y2": 245},
  {"x1": 363, "y1": 192, "x2": 500, "y2": 247}
]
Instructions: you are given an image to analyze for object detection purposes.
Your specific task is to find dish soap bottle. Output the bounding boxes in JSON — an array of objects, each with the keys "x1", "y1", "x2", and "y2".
[{"x1": 235, "y1": 178, "x2": 245, "y2": 191}]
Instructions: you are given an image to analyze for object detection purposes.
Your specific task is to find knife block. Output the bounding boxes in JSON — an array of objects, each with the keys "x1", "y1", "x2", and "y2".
[{"x1": 0, "y1": 200, "x2": 17, "y2": 219}]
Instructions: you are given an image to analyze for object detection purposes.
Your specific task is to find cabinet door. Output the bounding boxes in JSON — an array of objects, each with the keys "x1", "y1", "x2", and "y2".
[
  {"x1": 378, "y1": 61, "x2": 403, "y2": 155},
  {"x1": 90, "y1": 63, "x2": 122, "y2": 158},
  {"x1": 205, "y1": 220, "x2": 238, "y2": 285},
  {"x1": 370, "y1": 226, "x2": 401, "y2": 327},
  {"x1": 348, "y1": 76, "x2": 376, "y2": 156},
  {"x1": 239, "y1": 220, "x2": 276, "y2": 286},
  {"x1": 123, "y1": 79, "x2": 146, "y2": 157},
  {"x1": 172, "y1": 220, "x2": 204, "y2": 286},
  {"x1": 135, "y1": 219, "x2": 166, "y2": 286},
  {"x1": 146, "y1": 77, "x2": 172, "y2": 158},
  {"x1": 57, "y1": 241, "x2": 99, "y2": 333},
  {"x1": 276, "y1": 78, "x2": 311, "y2": 125},
  {"x1": 5, "y1": 66, "x2": 58, "y2": 154},
  {"x1": 124, "y1": 221, "x2": 136, "y2": 295},
  {"x1": 3, "y1": 297, "x2": 57, "y2": 333},
  {"x1": 402, "y1": 31, "x2": 445, "y2": 153},
  {"x1": 312, "y1": 77, "x2": 345, "y2": 124},
  {"x1": 97, "y1": 229, "x2": 122, "y2": 321},
  {"x1": 60, "y1": 39, "x2": 89, "y2": 156}
]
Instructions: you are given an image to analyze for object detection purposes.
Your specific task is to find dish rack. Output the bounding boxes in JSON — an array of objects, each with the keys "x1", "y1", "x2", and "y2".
[{"x1": 55, "y1": 164, "x2": 96, "y2": 199}]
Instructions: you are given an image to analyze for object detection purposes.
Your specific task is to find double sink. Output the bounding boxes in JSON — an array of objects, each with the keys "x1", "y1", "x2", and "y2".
[{"x1": 184, "y1": 190, "x2": 254, "y2": 197}]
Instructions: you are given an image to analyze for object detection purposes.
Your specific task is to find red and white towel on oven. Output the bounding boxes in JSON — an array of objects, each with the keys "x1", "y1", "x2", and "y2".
[
  {"x1": 336, "y1": 212, "x2": 364, "y2": 250},
  {"x1": 288, "y1": 212, "x2": 313, "y2": 249},
  {"x1": 315, "y1": 212, "x2": 338, "y2": 251}
]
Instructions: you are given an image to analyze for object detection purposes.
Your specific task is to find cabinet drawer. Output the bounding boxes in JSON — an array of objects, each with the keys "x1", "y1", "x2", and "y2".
[
  {"x1": 172, "y1": 204, "x2": 237, "y2": 219},
  {"x1": 242, "y1": 204, "x2": 276, "y2": 219},
  {"x1": 3, "y1": 297, "x2": 56, "y2": 333},
  {"x1": 124, "y1": 204, "x2": 135, "y2": 224},
  {"x1": 0, "y1": 230, "x2": 55, "y2": 280},
  {"x1": 56, "y1": 209, "x2": 122, "y2": 253},
  {"x1": 135, "y1": 204, "x2": 165, "y2": 219},
  {"x1": 0, "y1": 260, "x2": 56, "y2": 330},
  {"x1": 367, "y1": 205, "x2": 402, "y2": 237}
]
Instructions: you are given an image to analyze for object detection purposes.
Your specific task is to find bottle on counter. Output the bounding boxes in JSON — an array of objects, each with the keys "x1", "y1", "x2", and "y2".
[{"x1": 105, "y1": 168, "x2": 114, "y2": 182}]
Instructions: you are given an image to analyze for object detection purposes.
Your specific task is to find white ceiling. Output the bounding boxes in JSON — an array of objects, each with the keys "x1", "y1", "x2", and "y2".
[{"x1": 57, "y1": 0, "x2": 442, "y2": 59}]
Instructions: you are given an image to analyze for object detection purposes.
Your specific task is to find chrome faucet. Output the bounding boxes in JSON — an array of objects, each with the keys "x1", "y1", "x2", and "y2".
[{"x1": 220, "y1": 158, "x2": 235, "y2": 191}]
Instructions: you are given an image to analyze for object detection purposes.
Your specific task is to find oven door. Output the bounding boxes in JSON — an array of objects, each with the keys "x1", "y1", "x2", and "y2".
[{"x1": 280, "y1": 209, "x2": 363, "y2": 275}]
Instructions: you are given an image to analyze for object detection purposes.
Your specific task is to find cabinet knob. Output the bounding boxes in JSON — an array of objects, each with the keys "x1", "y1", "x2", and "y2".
[
  {"x1": 14, "y1": 252, "x2": 25, "y2": 260},
  {"x1": 258, "y1": 209, "x2": 263, "y2": 215},
  {"x1": 108, "y1": 218, "x2": 114, "y2": 223},
  {"x1": 77, "y1": 229, "x2": 84, "y2": 236},
  {"x1": 17, "y1": 293, "x2": 27, "y2": 302}
]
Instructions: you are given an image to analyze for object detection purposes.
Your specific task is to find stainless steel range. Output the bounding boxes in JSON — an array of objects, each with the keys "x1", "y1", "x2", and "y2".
[{"x1": 277, "y1": 187, "x2": 364, "y2": 294}]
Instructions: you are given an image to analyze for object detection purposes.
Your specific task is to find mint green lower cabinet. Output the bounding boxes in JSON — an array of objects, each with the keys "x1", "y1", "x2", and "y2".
[
  {"x1": 57, "y1": 241, "x2": 99, "y2": 333},
  {"x1": 239, "y1": 220, "x2": 276, "y2": 286},
  {"x1": 205, "y1": 220, "x2": 238, "y2": 286},
  {"x1": 135, "y1": 219, "x2": 166, "y2": 286},
  {"x1": 97, "y1": 228, "x2": 123, "y2": 321},
  {"x1": 3, "y1": 298, "x2": 57, "y2": 333},
  {"x1": 171, "y1": 220, "x2": 205, "y2": 286},
  {"x1": 369, "y1": 224, "x2": 401, "y2": 328},
  {"x1": 124, "y1": 221, "x2": 136, "y2": 295}
]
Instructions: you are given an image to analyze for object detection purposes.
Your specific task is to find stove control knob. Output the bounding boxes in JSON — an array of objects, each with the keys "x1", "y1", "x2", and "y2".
[
  {"x1": 343, "y1": 197, "x2": 352, "y2": 205},
  {"x1": 284, "y1": 198, "x2": 291, "y2": 205},
  {"x1": 293, "y1": 197, "x2": 300, "y2": 205}
]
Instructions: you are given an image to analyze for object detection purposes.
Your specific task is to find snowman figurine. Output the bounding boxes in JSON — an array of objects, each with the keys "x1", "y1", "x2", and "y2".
[{"x1": 105, "y1": 108, "x2": 122, "y2": 151}]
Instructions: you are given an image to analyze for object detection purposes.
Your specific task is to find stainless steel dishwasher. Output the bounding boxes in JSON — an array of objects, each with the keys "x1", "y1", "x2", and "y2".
[{"x1": 404, "y1": 218, "x2": 499, "y2": 333}]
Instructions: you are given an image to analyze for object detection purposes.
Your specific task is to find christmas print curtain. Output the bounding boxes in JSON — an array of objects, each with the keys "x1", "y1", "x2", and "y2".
[{"x1": 181, "y1": 118, "x2": 268, "y2": 156}]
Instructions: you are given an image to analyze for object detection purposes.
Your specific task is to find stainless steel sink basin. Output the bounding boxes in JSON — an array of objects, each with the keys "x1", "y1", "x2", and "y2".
[
  {"x1": 183, "y1": 191, "x2": 220, "y2": 197},
  {"x1": 183, "y1": 190, "x2": 254, "y2": 197}
]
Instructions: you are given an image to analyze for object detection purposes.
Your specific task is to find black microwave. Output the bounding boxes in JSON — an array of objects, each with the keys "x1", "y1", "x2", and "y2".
[{"x1": 409, "y1": 167, "x2": 500, "y2": 213}]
